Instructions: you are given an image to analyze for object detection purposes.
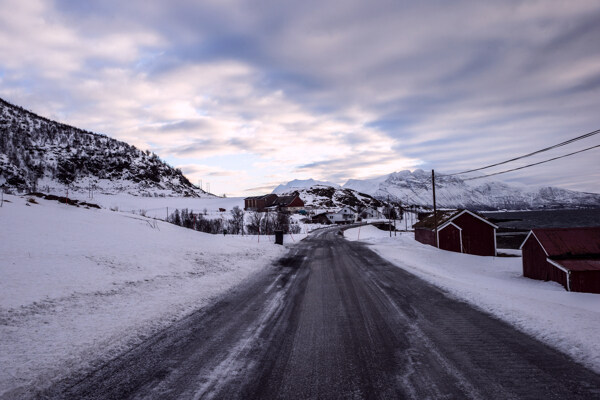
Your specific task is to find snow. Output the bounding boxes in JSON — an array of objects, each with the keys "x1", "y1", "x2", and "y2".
[
  {"x1": 62, "y1": 191, "x2": 245, "y2": 220},
  {"x1": 342, "y1": 169, "x2": 600, "y2": 209},
  {"x1": 345, "y1": 225, "x2": 600, "y2": 373},
  {"x1": 0, "y1": 194, "x2": 289, "y2": 397}
]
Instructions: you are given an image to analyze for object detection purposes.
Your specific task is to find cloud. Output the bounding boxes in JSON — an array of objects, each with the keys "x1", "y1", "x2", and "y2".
[{"x1": 1, "y1": 0, "x2": 599, "y2": 195}]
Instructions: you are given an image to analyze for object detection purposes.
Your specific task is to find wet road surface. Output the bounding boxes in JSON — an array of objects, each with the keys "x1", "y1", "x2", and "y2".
[{"x1": 38, "y1": 227, "x2": 600, "y2": 399}]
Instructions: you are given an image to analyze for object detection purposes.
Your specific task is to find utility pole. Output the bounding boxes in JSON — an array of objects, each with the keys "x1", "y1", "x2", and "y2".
[
  {"x1": 388, "y1": 195, "x2": 391, "y2": 237},
  {"x1": 432, "y1": 169, "x2": 438, "y2": 248}
]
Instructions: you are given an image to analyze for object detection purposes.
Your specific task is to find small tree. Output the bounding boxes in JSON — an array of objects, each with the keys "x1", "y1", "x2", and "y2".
[
  {"x1": 261, "y1": 211, "x2": 276, "y2": 235},
  {"x1": 229, "y1": 206, "x2": 244, "y2": 234},
  {"x1": 247, "y1": 212, "x2": 262, "y2": 234}
]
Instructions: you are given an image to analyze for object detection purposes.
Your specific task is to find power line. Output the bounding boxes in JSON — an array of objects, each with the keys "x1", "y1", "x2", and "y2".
[
  {"x1": 462, "y1": 144, "x2": 600, "y2": 181},
  {"x1": 448, "y1": 128, "x2": 600, "y2": 176}
]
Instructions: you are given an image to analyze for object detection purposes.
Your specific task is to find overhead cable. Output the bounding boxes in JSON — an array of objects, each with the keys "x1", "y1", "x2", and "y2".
[
  {"x1": 448, "y1": 128, "x2": 600, "y2": 176},
  {"x1": 462, "y1": 144, "x2": 600, "y2": 181}
]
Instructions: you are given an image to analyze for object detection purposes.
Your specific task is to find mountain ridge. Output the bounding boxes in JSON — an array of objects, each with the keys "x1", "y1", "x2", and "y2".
[{"x1": 343, "y1": 169, "x2": 600, "y2": 210}]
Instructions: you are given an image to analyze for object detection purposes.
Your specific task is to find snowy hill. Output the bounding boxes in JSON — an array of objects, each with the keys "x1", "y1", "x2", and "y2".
[
  {"x1": 277, "y1": 183, "x2": 385, "y2": 211},
  {"x1": 0, "y1": 98, "x2": 209, "y2": 197},
  {"x1": 0, "y1": 193, "x2": 286, "y2": 396},
  {"x1": 343, "y1": 169, "x2": 600, "y2": 210},
  {"x1": 272, "y1": 178, "x2": 340, "y2": 194}
]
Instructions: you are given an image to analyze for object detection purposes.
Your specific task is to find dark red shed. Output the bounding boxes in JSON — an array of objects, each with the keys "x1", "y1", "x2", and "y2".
[
  {"x1": 413, "y1": 209, "x2": 498, "y2": 256},
  {"x1": 520, "y1": 227, "x2": 600, "y2": 294}
]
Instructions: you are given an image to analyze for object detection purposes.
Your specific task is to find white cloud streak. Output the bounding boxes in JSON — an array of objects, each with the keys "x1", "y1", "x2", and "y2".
[{"x1": 0, "y1": 0, "x2": 598, "y2": 196}]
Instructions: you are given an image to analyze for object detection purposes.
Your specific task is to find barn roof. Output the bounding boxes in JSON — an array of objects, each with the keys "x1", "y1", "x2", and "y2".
[
  {"x1": 244, "y1": 194, "x2": 277, "y2": 201},
  {"x1": 521, "y1": 227, "x2": 600, "y2": 257},
  {"x1": 413, "y1": 210, "x2": 459, "y2": 229},
  {"x1": 550, "y1": 259, "x2": 600, "y2": 272},
  {"x1": 275, "y1": 195, "x2": 298, "y2": 206},
  {"x1": 413, "y1": 209, "x2": 497, "y2": 230}
]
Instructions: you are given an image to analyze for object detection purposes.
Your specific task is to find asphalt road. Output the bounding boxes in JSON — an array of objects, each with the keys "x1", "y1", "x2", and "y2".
[{"x1": 38, "y1": 227, "x2": 600, "y2": 399}]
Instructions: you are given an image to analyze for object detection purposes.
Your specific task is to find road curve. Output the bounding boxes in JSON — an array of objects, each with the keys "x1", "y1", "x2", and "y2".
[{"x1": 37, "y1": 227, "x2": 600, "y2": 399}]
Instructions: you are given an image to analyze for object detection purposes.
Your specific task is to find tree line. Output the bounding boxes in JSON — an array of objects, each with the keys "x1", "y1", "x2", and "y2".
[{"x1": 168, "y1": 206, "x2": 302, "y2": 235}]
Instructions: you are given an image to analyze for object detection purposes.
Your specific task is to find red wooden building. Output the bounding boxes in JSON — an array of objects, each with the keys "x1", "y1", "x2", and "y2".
[
  {"x1": 520, "y1": 227, "x2": 600, "y2": 293},
  {"x1": 244, "y1": 194, "x2": 278, "y2": 211},
  {"x1": 274, "y1": 194, "x2": 305, "y2": 212},
  {"x1": 244, "y1": 193, "x2": 305, "y2": 213},
  {"x1": 413, "y1": 209, "x2": 498, "y2": 256}
]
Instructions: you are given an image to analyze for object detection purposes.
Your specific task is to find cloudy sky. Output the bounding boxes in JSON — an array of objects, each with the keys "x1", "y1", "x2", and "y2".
[{"x1": 1, "y1": 0, "x2": 599, "y2": 196}]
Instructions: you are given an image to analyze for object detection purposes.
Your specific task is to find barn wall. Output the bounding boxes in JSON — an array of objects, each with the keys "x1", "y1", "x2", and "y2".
[
  {"x1": 454, "y1": 213, "x2": 495, "y2": 256},
  {"x1": 415, "y1": 229, "x2": 435, "y2": 246},
  {"x1": 288, "y1": 197, "x2": 304, "y2": 207},
  {"x1": 439, "y1": 225, "x2": 461, "y2": 253},
  {"x1": 570, "y1": 271, "x2": 600, "y2": 294},
  {"x1": 547, "y1": 262, "x2": 568, "y2": 289},
  {"x1": 522, "y1": 237, "x2": 550, "y2": 280}
]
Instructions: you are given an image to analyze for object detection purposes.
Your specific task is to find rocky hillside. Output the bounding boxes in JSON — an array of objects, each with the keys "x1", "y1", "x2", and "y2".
[
  {"x1": 0, "y1": 98, "x2": 208, "y2": 197},
  {"x1": 272, "y1": 178, "x2": 340, "y2": 194},
  {"x1": 278, "y1": 184, "x2": 385, "y2": 211},
  {"x1": 344, "y1": 169, "x2": 600, "y2": 210}
]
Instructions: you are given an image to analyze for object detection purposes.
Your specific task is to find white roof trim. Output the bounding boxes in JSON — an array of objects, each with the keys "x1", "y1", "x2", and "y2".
[
  {"x1": 547, "y1": 258, "x2": 571, "y2": 291},
  {"x1": 438, "y1": 209, "x2": 498, "y2": 231},
  {"x1": 439, "y1": 221, "x2": 463, "y2": 231},
  {"x1": 519, "y1": 230, "x2": 549, "y2": 256},
  {"x1": 547, "y1": 258, "x2": 570, "y2": 274}
]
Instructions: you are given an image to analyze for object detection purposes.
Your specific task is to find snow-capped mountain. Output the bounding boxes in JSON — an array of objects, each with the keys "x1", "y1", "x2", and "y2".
[
  {"x1": 0, "y1": 98, "x2": 209, "y2": 197},
  {"x1": 272, "y1": 178, "x2": 340, "y2": 194},
  {"x1": 343, "y1": 169, "x2": 600, "y2": 210},
  {"x1": 276, "y1": 184, "x2": 385, "y2": 211}
]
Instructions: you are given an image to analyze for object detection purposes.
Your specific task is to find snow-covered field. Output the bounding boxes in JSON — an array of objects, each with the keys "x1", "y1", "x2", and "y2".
[
  {"x1": 345, "y1": 225, "x2": 600, "y2": 373},
  {"x1": 65, "y1": 190, "x2": 245, "y2": 220},
  {"x1": 0, "y1": 194, "x2": 290, "y2": 397}
]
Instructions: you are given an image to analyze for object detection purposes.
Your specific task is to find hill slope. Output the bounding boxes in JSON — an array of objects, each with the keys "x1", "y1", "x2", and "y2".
[
  {"x1": 0, "y1": 98, "x2": 207, "y2": 197},
  {"x1": 277, "y1": 184, "x2": 385, "y2": 211},
  {"x1": 272, "y1": 178, "x2": 340, "y2": 194}
]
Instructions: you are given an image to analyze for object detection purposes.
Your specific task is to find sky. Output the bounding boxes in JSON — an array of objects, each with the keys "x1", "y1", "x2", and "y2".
[{"x1": 0, "y1": 0, "x2": 599, "y2": 196}]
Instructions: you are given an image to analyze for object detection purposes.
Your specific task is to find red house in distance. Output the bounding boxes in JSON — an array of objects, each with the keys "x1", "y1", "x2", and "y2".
[
  {"x1": 413, "y1": 209, "x2": 498, "y2": 256},
  {"x1": 520, "y1": 227, "x2": 600, "y2": 293}
]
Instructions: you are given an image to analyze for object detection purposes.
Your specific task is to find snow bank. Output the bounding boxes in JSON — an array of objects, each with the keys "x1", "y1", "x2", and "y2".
[
  {"x1": 345, "y1": 225, "x2": 600, "y2": 373},
  {"x1": 0, "y1": 194, "x2": 288, "y2": 396}
]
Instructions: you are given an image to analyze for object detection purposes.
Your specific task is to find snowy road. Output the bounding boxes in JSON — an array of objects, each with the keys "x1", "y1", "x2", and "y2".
[{"x1": 38, "y1": 227, "x2": 600, "y2": 399}]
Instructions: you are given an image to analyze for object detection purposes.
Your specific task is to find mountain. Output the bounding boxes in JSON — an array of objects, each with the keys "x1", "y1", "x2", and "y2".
[
  {"x1": 343, "y1": 169, "x2": 600, "y2": 210},
  {"x1": 276, "y1": 183, "x2": 385, "y2": 211},
  {"x1": 272, "y1": 178, "x2": 340, "y2": 194},
  {"x1": 0, "y1": 98, "x2": 209, "y2": 197}
]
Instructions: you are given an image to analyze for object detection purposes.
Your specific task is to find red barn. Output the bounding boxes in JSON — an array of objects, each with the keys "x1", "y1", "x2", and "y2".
[
  {"x1": 275, "y1": 193, "x2": 305, "y2": 213},
  {"x1": 520, "y1": 227, "x2": 600, "y2": 293},
  {"x1": 413, "y1": 209, "x2": 498, "y2": 256},
  {"x1": 244, "y1": 194, "x2": 278, "y2": 211}
]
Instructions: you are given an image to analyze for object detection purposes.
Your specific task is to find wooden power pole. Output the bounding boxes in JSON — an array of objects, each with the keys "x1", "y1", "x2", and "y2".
[{"x1": 432, "y1": 169, "x2": 438, "y2": 248}]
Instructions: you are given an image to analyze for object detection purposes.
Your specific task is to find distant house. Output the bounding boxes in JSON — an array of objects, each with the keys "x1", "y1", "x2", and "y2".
[
  {"x1": 327, "y1": 207, "x2": 356, "y2": 224},
  {"x1": 244, "y1": 192, "x2": 305, "y2": 213},
  {"x1": 244, "y1": 194, "x2": 278, "y2": 211},
  {"x1": 274, "y1": 193, "x2": 305, "y2": 213},
  {"x1": 520, "y1": 227, "x2": 600, "y2": 293},
  {"x1": 360, "y1": 207, "x2": 381, "y2": 219},
  {"x1": 311, "y1": 212, "x2": 332, "y2": 225},
  {"x1": 413, "y1": 209, "x2": 498, "y2": 256}
]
